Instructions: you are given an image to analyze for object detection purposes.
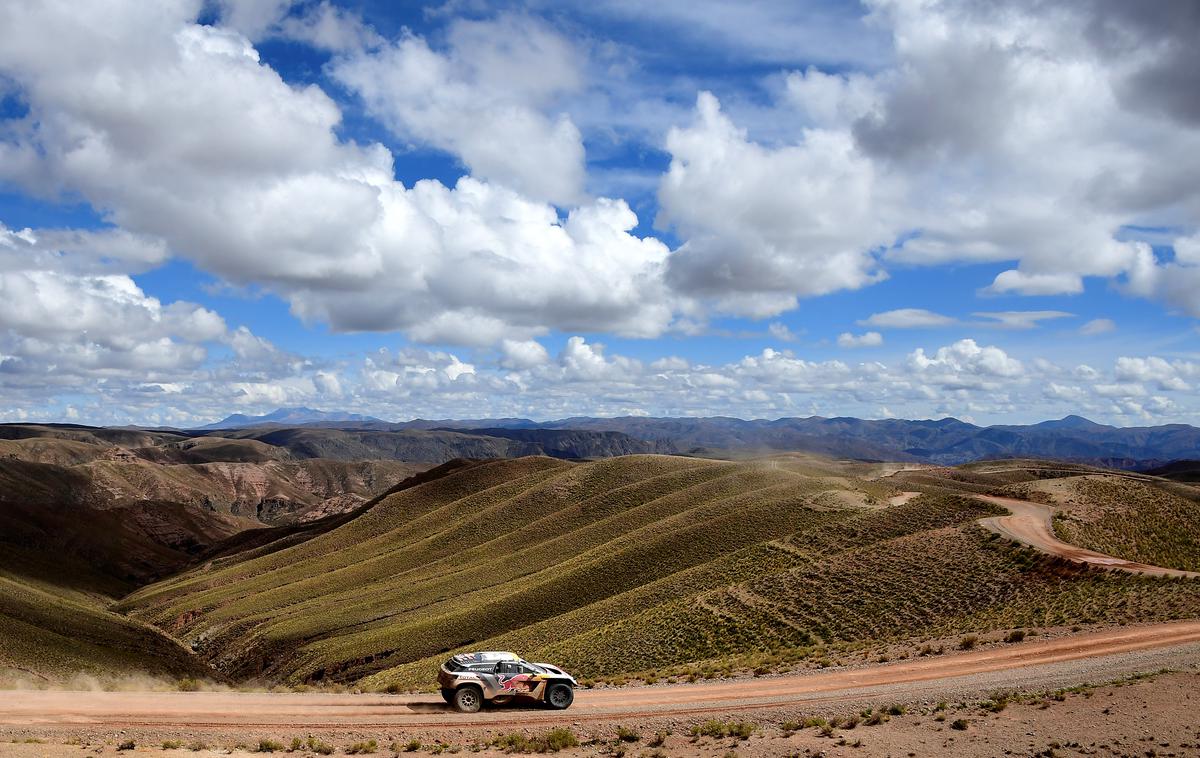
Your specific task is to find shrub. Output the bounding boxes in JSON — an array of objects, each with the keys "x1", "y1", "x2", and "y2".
[
  {"x1": 951, "y1": 719, "x2": 969, "y2": 730},
  {"x1": 255, "y1": 739, "x2": 286, "y2": 753},
  {"x1": 186, "y1": 741, "x2": 207, "y2": 752},
  {"x1": 647, "y1": 732, "x2": 667, "y2": 748},
  {"x1": 959, "y1": 635, "x2": 979, "y2": 650},
  {"x1": 1005, "y1": 630, "x2": 1027, "y2": 644},
  {"x1": 690, "y1": 721, "x2": 754, "y2": 740},
  {"x1": 403, "y1": 738, "x2": 422, "y2": 752},
  {"x1": 290, "y1": 738, "x2": 303, "y2": 752},
  {"x1": 616, "y1": 726, "x2": 640, "y2": 743},
  {"x1": 886, "y1": 704, "x2": 906, "y2": 716},
  {"x1": 491, "y1": 729, "x2": 578, "y2": 753},
  {"x1": 305, "y1": 736, "x2": 335, "y2": 755},
  {"x1": 346, "y1": 740, "x2": 378, "y2": 754},
  {"x1": 176, "y1": 678, "x2": 200, "y2": 692},
  {"x1": 540, "y1": 729, "x2": 579, "y2": 752},
  {"x1": 117, "y1": 741, "x2": 136, "y2": 751},
  {"x1": 161, "y1": 740, "x2": 183, "y2": 749},
  {"x1": 984, "y1": 691, "x2": 1014, "y2": 712}
]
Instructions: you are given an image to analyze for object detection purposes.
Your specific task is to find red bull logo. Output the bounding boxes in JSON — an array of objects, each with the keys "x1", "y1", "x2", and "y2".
[{"x1": 497, "y1": 673, "x2": 534, "y2": 692}]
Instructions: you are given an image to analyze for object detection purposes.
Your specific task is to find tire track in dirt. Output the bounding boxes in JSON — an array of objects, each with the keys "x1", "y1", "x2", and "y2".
[{"x1": 3, "y1": 621, "x2": 1200, "y2": 730}]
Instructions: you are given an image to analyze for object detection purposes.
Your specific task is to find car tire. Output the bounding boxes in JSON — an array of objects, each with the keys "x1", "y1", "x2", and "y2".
[
  {"x1": 440, "y1": 688, "x2": 454, "y2": 704},
  {"x1": 545, "y1": 682, "x2": 574, "y2": 710},
  {"x1": 453, "y1": 685, "x2": 483, "y2": 713}
]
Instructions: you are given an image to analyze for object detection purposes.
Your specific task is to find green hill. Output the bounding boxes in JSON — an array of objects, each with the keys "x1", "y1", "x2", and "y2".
[
  {"x1": 0, "y1": 570, "x2": 212, "y2": 685},
  {"x1": 118, "y1": 455, "x2": 1200, "y2": 690},
  {"x1": 0, "y1": 461, "x2": 224, "y2": 683},
  {"x1": 1051, "y1": 476, "x2": 1200, "y2": 572}
]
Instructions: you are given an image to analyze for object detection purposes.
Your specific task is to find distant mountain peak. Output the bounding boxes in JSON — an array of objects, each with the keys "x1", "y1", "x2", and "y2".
[
  {"x1": 1035, "y1": 414, "x2": 1106, "y2": 430},
  {"x1": 197, "y1": 407, "x2": 383, "y2": 430}
]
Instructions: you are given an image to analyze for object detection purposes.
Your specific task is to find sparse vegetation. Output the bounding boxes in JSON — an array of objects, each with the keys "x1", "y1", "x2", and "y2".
[
  {"x1": 6, "y1": 452, "x2": 1200, "y2": 692},
  {"x1": 1052, "y1": 478, "x2": 1200, "y2": 572},
  {"x1": 983, "y1": 690, "x2": 1014, "y2": 712},
  {"x1": 490, "y1": 728, "x2": 579, "y2": 753},
  {"x1": 690, "y1": 720, "x2": 755, "y2": 739}
]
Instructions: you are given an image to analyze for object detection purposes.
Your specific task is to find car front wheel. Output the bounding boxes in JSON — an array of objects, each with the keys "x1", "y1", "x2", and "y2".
[
  {"x1": 545, "y1": 682, "x2": 574, "y2": 710},
  {"x1": 454, "y1": 685, "x2": 482, "y2": 713}
]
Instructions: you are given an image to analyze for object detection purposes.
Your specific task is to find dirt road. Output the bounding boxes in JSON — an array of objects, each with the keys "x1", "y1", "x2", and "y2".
[
  {"x1": 2, "y1": 621, "x2": 1199, "y2": 732},
  {"x1": 975, "y1": 495, "x2": 1200, "y2": 578}
]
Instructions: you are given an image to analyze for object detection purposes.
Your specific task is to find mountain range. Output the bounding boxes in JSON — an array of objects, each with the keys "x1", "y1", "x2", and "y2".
[
  {"x1": 198, "y1": 406, "x2": 383, "y2": 429},
  {"x1": 192, "y1": 411, "x2": 1199, "y2": 469}
]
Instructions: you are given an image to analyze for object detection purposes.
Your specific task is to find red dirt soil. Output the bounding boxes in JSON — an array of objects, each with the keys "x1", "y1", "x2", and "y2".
[{"x1": 2, "y1": 621, "x2": 1199, "y2": 731}]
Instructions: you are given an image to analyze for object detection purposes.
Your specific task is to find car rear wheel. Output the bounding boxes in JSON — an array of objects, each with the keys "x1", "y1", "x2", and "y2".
[
  {"x1": 545, "y1": 682, "x2": 574, "y2": 710},
  {"x1": 454, "y1": 685, "x2": 482, "y2": 713}
]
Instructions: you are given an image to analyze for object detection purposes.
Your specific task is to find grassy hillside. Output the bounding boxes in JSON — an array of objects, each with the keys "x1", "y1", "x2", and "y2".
[
  {"x1": 0, "y1": 458, "x2": 250, "y2": 684},
  {"x1": 0, "y1": 465, "x2": 223, "y2": 683},
  {"x1": 119, "y1": 454, "x2": 1200, "y2": 690},
  {"x1": 0, "y1": 570, "x2": 212, "y2": 684},
  {"x1": 1052, "y1": 477, "x2": 1200, "y2": 572},
  {"x1": 120, "y1": 456, "x2": 856, "y2": 680}
]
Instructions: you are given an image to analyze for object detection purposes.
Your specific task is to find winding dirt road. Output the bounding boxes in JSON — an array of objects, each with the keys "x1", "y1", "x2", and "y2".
[
  {"x1": 2, "y1": 622, "x2": 1199, "y2": 731},
  {"x1": 975, "y1": 495, "x2": 1200, "y2": 579}
]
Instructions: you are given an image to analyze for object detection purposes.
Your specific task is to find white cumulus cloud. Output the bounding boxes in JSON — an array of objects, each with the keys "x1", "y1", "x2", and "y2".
[{"x1": 837, "y1": 331, "x2": 883, "y2": 348}]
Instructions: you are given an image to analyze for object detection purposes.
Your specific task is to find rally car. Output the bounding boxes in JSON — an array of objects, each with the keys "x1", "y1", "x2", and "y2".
[{"x1": 437, "y1": 651, "x2": 577, "y2": 713}]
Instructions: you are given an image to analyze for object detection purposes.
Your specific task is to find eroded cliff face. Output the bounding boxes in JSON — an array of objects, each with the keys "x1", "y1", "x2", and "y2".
[{"x1": 80, "y1": 458, "x2": 421, "y2": 522}]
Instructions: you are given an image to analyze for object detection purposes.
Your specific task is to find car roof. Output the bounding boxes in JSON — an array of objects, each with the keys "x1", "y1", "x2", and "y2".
[{"x1": 451, "y1": 651, "x2": 518, "y2": 663}]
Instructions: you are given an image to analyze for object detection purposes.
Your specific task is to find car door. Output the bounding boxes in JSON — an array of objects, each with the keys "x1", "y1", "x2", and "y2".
[{"x1": 494, "y1": 661, "x2": 535, "y2": 697}]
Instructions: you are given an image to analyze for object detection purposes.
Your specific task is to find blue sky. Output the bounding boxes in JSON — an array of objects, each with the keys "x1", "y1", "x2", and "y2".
[{"x1": 0, "y1": 0, "x2": 1198, "y2": 427}]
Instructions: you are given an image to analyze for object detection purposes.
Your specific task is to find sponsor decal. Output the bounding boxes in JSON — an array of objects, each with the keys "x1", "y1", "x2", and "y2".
[{"x1": 496, "y1": 673, "x2": 538, "y2": 693}]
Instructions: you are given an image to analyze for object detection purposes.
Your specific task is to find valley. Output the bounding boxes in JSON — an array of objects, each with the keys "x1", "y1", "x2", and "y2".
[{"x1": 1, "y1": 423, "x2": 1199, "y2": 753}]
